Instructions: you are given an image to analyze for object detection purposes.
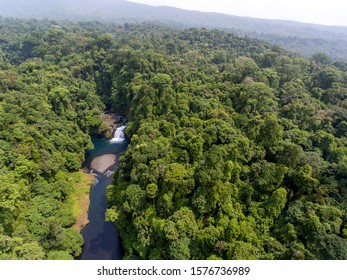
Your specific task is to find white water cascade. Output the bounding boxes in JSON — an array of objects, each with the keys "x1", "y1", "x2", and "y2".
[{"x1": 110, "y1": 125, "x2": 126, "y2": 142}]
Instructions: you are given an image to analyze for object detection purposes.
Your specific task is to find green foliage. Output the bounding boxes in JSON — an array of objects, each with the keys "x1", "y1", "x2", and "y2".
[
  {"x1": 1, "y1": 18, "x2": 347, "y2": 260},
  {"x1": 47, "y1": 251, "x2": 74, "y2": 260},
  {"x1": 227, "y1": 241, "x2": 262, "y2": 260},
  {"x1": 0, "y1": 19, "x2": 104, "y2": 259},
  {"x1": 104, "y1": 24, "x2": 347, "y2": 260},
  {"x1": 146, "y1": 183, "x2": 158, "y2": 201},
  {"x1": 0, "y1": 234, "x2": 45, "y2": 260},
  {"x1": 105, "y1": 206, "x2": 119, "y2": 223}
]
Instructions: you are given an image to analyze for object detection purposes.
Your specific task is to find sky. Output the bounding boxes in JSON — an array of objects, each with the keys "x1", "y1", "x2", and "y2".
[{"x1": 128, "y1": 0, "x2": 347, "y2": 26}]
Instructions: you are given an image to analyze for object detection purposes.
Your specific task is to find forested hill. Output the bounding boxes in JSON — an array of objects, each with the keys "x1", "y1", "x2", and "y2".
[
  {"x1": 106, "y1": 25, "x2": 347, "y2": 260},
  {"x1": 0, "y1": 0, "x2": 347, "y2": 61},
  {"x1": 1, "y1": 18, "x2": 347, "y2": 260},
  {"x1": 0, "y1": 19, "x2": 106, "y2": 260}
]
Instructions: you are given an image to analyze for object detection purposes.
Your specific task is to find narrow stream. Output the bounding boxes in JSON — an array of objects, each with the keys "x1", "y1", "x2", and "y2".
[{"x1": 79, "y1": 132, "x2": 128, "y2": 260}]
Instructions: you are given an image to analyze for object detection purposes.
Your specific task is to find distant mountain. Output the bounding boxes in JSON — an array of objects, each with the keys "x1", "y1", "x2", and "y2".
[{"x1": 1, "y1": 0, "x2": 347, "y2": 61}]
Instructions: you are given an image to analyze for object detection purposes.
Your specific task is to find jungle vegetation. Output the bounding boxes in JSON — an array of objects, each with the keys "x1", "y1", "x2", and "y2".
[
  {"x1": 1, "y1": 0, "x2": 347, "y2": 61},
  {"x1": 0, "y1": 18, "x2": 347, "y2": 260}
]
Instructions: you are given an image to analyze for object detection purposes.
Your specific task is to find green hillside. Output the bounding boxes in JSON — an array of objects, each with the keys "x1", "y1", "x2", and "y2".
[
  {"x1": 0, "y1": 0, "x2": 347, "y2": 61},
  {"x1": 0, "y1": 19, "x2": 347, "y2": 259}
]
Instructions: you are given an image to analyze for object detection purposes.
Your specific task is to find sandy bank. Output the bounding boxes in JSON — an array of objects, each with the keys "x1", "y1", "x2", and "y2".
[{"x1": 90, "y1": 154, "x2": 117, "y2": 173}]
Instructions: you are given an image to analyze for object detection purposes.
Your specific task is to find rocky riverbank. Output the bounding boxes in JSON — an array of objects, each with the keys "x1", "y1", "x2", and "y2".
[
  {"x1": 98, "y1": 113, "x2": 127, "y2": 139},
  {"x1": 90, "y1": 154, "x2": 117, "y2": 173}
]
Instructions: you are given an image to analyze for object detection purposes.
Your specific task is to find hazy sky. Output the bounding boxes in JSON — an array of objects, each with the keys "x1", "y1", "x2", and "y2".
[{"x1": 128, "y1": 0, "x2": 347, "y2": 26}]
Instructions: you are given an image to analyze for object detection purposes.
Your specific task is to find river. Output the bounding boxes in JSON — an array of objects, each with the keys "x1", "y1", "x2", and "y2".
[{"x1": 79, "y1": 131, "x2": 128, "y2": 260}]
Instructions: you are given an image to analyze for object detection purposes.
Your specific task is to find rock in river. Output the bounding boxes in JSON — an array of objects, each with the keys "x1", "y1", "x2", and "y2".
[{"x1": 90, "y1": 154, "x2": 117, "y2": 174}]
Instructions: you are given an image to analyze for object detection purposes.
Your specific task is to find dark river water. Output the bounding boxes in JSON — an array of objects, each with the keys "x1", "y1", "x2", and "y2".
[{"x1": 79, "y1": 136, "x2": 128, "y2": 260}]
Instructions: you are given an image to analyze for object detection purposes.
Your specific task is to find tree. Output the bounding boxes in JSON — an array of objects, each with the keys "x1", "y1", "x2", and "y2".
[
  {"x1": 168, "y1": 238, "x2": 191, "y2": 260},
  {"x1": 311, "y1": 52, "x2": 332, "y2": 66},
  {"x1": 227, "y1": 241, "x2": 262, "y2": 260},
  {"x1": 122, "y1": 184, "x2": 146, "y2": 214},
  {"x1": 308, "y1": 233, "x2": 347, "y2": 260},
  {"x1": 151, "y1": 73, "x2": 172, "y2": 92},
  {"x1": 146, "y1": 183, "x2": 158, "y2": 204},
  {"x1": 264, "y1": 188, "x2": 287, "y2": 219},
  {"x1": 314, "y1": 66, "x2": 342, "y2": 89},
  {"x1": 164, "y1": 208, "x2": 198, "y2": 241},
  {"x1": 47, "y1": 251, "x2": 74, "y2": 260}
]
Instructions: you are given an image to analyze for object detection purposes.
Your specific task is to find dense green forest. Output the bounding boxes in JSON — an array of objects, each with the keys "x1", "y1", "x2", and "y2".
[
  {"x1": 0, "y1": 18, "x2": 105, "y2": 259},
  {"x1": 2, "y1": 0, "x2": 347, "y2": 61},
  {"x1": 1, "y1": 17, "x2": 347, "y2": 260}
]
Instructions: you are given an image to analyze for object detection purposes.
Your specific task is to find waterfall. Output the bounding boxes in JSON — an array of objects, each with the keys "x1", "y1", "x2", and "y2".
[{"x1": 110, "y1": 125, "x2": 126, "y2": 142}]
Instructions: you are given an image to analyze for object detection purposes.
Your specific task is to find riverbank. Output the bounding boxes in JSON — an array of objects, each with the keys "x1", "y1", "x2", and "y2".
[
  {"x1": 90, "y1": 154, "x2": 117, "y2": 173},
  {"x1": 71, "y1": 171, "x2": 95, "y2": 232},
  {"x1": 98, "y1": 113, "x2": 118, "y2": 139},
  {"x1": 79, "y1": 135, "x2": 128, "y2": 259}
]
